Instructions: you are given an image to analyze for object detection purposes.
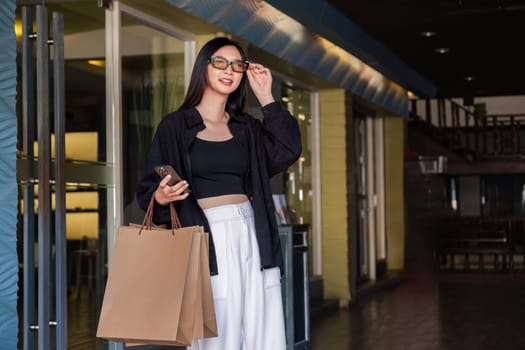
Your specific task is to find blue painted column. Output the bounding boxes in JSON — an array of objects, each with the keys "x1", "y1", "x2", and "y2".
[{"x1": 0, "y1": 0, "x2": 19, "y2": 348}]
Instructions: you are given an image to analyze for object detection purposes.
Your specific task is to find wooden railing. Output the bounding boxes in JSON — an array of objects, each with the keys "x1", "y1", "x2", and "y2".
[
  {"x1": 410, "y1": 98, "x2": 525, "y2": 159},
  {"x1": 433, "y1": 215, "x2": 522, "y2": 271}
]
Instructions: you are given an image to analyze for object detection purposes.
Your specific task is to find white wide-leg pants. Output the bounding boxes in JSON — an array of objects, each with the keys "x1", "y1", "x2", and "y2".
[{"x1": 188, "y1": 201, "x2": 286, "y2": 350}]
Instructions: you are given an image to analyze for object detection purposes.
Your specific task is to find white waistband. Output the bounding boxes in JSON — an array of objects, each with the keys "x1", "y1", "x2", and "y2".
[{"x1": 203, "y1": 201, "x2": 253, "y2": 223}]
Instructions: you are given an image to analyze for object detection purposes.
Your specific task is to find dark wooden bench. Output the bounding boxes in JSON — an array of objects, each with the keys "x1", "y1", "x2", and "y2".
[{"x1": 436, "y1": 218, "x2": 511, "y2": 271}]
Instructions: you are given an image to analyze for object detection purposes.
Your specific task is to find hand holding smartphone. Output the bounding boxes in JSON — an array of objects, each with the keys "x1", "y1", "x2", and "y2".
[{"x1": 154, "y1": 165, "x2": 191, "y2": 193}]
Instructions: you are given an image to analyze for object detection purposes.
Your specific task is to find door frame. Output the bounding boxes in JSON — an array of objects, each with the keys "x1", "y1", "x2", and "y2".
[
  {"x1": 353, "y1": 109, "x2": 386, "y2": 283},
  {"x1": 105, "y1": 2, "x2": 195, "y2": 349}
]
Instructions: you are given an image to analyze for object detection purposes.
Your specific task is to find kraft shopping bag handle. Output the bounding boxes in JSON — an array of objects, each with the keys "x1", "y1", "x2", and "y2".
[{"x1": 140, "y1": 196, "x2": 182, "y2": 234}]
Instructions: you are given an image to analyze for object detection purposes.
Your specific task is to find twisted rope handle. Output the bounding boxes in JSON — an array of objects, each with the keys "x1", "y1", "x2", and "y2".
[{"x1": 140, "y1": 195, "x2": 181, "y2": 234}]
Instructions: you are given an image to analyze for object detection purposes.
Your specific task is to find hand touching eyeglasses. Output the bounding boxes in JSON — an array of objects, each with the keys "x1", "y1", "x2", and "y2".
[{"x1": 246, "y1": 62, "x2": 275, "y2": 107}]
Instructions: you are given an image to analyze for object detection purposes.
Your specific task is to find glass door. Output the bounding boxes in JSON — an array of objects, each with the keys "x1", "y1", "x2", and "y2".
[
  {"x1": 354, "y1": 114, "x2": 371, "y2": 283},
  {"x1": 117, "y1": 5, "x2": 191, "y2": 226},
  {"x1": 353, "y1": 110, "x2": 386, "y2": 284},
  {"x1": 17, "y1": 1, "x2": 193, "y2": 348},
  {"x1": 16, "y1": 2, "x2": 110, "y2": 349}
]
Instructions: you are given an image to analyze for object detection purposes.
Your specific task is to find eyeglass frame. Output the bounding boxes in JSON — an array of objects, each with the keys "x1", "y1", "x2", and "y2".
[{"x1": 208, "y1": 56, "x2": 250, "y2": 73}]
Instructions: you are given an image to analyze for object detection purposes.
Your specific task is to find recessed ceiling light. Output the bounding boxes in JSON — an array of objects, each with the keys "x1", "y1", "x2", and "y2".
[
  {"x1": 407, "y1": 91, "x2": 418, "y2": 99},
  {"x1": 420, "y1": 31, "x2": 436, "y2": 38},
  {"x1": 88, "y1": 60, "x2": 105, "y2": 68},
  {"x1": 434, "y1": 47, "x2": 450, "y2": 54},
  {"x1": 464, "y1": 76, "x2": 475, "y2": 82}
]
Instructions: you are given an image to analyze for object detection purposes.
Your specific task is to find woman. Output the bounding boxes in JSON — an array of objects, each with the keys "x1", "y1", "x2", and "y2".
[{"x1": 136, "y1": 37, "x2": 301, "y2": 350}]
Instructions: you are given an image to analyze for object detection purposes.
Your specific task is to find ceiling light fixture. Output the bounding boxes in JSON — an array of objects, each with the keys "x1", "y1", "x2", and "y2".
[
  {"x1": 407, "y1": 91, "x2": 418, "y2": 99},
  {"x1": 420, "y1": 31, "x2": 436, "y2": 38},
  {"x1": 464, "y1": 76, "x2": 475, "y2": 82},
  {"x1": 88, "y1": 60, "x2": 105, "y2": 68},
  {"x1": 434, "y1": 47, "x2": 450, "y2": 54}
]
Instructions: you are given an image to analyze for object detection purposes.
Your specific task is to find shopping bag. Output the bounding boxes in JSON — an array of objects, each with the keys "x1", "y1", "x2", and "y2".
[
  {"x1": 96, "y1": 197, "x2": 217, "y2": 346},
  {"x1": 124, "y1": 228, "x2": 203, "y2": 347},
  {"x1": 200, "y1": 232, "x2": 218, "y2": 339},
  {"x1": 189, "y1": 230, "x2": 218, "y2": 340}
]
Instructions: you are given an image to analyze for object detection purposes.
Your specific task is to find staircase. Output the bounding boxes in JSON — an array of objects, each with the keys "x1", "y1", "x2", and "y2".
[{"x1": 409, "y1": 98, "x2": 525, "y2": 174}]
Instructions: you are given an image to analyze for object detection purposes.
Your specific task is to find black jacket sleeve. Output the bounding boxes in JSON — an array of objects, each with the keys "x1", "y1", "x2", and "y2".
[{"x1": 257, "y1": 101, "x2": 302, "y2": 176}]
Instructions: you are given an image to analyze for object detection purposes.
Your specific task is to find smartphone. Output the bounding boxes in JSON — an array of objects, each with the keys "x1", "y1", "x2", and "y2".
[{"x1": 154, "y1": 165, "x2": 191, "y2": 193}]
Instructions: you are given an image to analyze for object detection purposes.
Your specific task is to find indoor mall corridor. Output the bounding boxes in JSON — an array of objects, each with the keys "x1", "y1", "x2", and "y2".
[
  {"x1": 65, "y1": 261, "x2": 525, "y2": 350},
  {"x1": 310, "y1": 269, "x2": 525, "y2": 350}
]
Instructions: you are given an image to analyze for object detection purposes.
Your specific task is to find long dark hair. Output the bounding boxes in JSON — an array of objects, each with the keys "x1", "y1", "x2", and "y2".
[{"x1": 178, "y1": 37, "x2": 248, "y2": 116}]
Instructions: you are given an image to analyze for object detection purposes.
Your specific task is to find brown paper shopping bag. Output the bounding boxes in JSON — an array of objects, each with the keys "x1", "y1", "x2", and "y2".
[
  {"x1": 189, "y1": 230, "x2": 218, "y2": 341},
  {"x1": 96, "y1": 198, "x2": 216, "y2": 346},
  {"x1": 173, "y1": 227, "x2": 202, "y2": 345},
  {"x1": 124, "y1": 228, "x2": 203, "y2": 347},
  {"x1": 199, "y1": 231, "x2": 218, "y2": 339}
]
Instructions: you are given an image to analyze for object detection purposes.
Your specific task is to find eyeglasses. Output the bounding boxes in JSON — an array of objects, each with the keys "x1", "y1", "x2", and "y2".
[{"x1": 209, "y1": 56, "x2": 249, "y2": 73}]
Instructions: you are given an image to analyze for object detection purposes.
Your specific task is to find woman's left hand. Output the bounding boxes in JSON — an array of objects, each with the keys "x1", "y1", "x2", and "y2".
[{"x1": 246, "y1": 63, "x2": 275, "y2": 107}]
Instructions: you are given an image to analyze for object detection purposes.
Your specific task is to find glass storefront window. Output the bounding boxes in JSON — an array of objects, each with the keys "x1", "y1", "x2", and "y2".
[
  {"x1": 15, "y1": 2, "x2": 109, "y2": 349},
  {"x1": 247, "y1": 77, "x2": 313, "y2": 228},
  {"x1": 281, "y1": 84, "x2": 312, "y2": 227},
  {"x1": 119, "y1": 14, "x2": 187, "y2": 225}
]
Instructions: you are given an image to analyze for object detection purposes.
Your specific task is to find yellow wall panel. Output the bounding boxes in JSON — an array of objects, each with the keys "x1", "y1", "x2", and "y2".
[
  {"x1": 319, "y1": 89, "x2": 350, "y2": 305},
  {"x1": 384, "y1": 116, "x2": 405, "y2": 269},
  {"x1": 320, "y1": 104, "x2": 346, "y2": 115},
  {"x1": 321, "y1": 130, "x2": 346, "y2": 140},
  {"x1": 320, "y1": 154, "x2": 347, "y2": 165}
]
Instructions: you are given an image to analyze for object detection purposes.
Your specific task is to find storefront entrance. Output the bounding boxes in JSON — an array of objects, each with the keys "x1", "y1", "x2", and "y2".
[
  {"x1": 353, "y1": 108, "x2": 387, "y2": 284},
  {"x1": 15, "y1": 1, "x2": 319, "y2": 349},
  {"x1": 16, "y1": 2, "x2": 110, "y2": 349}
]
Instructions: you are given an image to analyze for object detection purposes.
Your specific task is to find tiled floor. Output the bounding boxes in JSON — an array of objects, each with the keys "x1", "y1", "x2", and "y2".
[
  {"x1": 20, "y1": 266, "x2": 525, "y2": 349},
  {"x1": 310, "y1": 269, "x2": 525, "y2": 350}
]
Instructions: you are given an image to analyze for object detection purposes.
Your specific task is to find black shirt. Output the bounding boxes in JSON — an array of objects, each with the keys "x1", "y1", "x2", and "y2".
[
  {"x1": 136, "y1": 102, "x2": 301, "y2": 275},
  {"x1": 189, "y1": 137, "x2": 248, "y2": 199}
]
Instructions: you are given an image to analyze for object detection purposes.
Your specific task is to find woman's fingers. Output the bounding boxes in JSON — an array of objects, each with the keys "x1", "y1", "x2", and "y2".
[
  {"x1": 247, "y1": 64, "x2": 271, "y2": 88},
  {"x1": 246, "y1": 64, "x2": 275, "y2": 106},
  {"x1": 159, "y1": 174, "x2": 171, "y2": 188},
  {"x1": 155, "y1": 179, "x2": 190, "y2": 205},
  {"x1": 172, "y1": 180, "x2": 189, "y2": 194},
  {"x1": 247, "y1": 63, "x2": 270, "y2": 76},
  {"x1": 166, "y1": 181, "x2": 190, "y2": 199},
  {"x1": 248, "y1": 62, "x2": 269, "y2": 72}
]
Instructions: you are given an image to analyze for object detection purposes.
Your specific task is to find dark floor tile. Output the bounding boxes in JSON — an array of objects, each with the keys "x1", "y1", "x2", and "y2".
[
  {"x1": 21, "y1": 268, "x2": 525, "y2": 349},
  {"x1": 310, "y1": 270, "x2": 525, "y2": 350}
]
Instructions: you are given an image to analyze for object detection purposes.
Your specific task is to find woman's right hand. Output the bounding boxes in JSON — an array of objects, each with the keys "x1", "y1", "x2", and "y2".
[{"x1": 154, "y1": 175, "x2": 190, "y2": 205}]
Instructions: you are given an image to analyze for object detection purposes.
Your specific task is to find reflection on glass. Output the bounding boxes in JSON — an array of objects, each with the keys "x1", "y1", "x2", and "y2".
[
  {"x1": 480, "y1": 175, "x2": 525, "y2": 216},
  {"x1": 281, "y1": 84, "x2": 312, "y2": 227},
  {"x1": 450, "y1": 177, "x2": 458, "y2": 211},
  {"x1": 15, "y1": 3, "x2": 109, "y2": 349},
  {"x1": 120, "y1": 16, "x2": 187, "y2": 227}
]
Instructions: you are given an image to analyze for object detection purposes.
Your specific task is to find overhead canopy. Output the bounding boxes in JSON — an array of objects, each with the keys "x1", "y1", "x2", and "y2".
[{"x1": 166, "y1": 0, "x2": 437, "y2": 117}]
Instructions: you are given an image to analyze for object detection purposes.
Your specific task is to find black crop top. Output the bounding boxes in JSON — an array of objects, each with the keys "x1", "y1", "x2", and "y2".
[{"x1": 189, "y1": 137, "x2": 249, "y2": 199}]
